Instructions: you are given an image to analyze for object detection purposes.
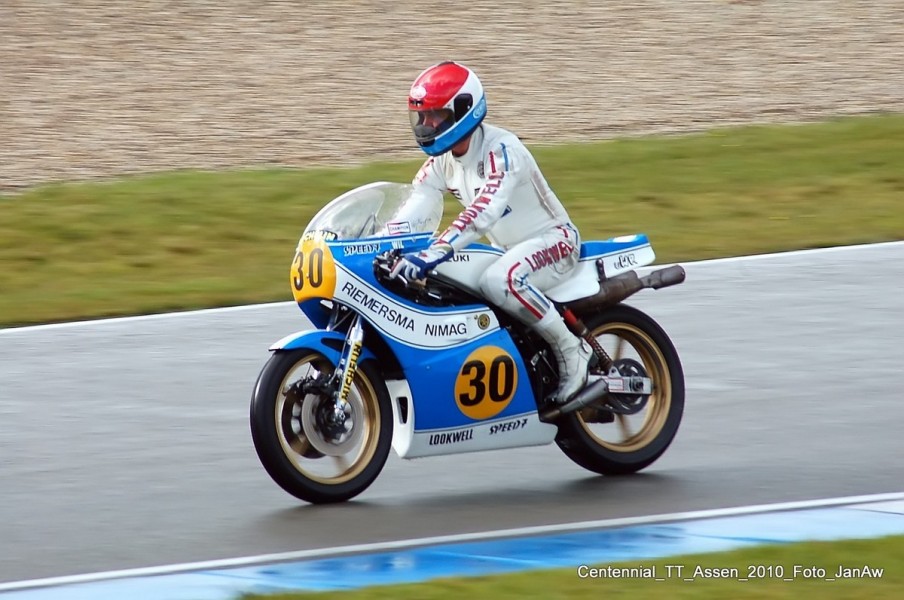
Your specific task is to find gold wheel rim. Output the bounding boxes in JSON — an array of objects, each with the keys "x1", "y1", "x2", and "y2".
[
  {"x1": 578, "y1": 322, "x2": 671, "y2": 453},
  {"x1": 274, "y1": 354, "x2": 381, "y2": 484}
]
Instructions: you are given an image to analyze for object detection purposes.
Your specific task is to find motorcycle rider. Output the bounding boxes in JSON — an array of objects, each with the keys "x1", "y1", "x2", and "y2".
[{"x1": 392, "y1": 61, "x2": 592, "y2": 404}]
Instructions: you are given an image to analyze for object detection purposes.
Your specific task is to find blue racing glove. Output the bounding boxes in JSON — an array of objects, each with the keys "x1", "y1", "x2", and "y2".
[{"x1": 391, "y1": 242, "x2": 454, "y2": 281}]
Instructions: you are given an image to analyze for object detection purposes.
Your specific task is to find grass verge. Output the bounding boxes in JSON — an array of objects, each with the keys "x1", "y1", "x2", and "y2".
[
  {"x1": 242, "y1": 534, "x2": 904, "y2": 599},
  {"x1": 1, "y1": 114, "x2": 902, "y2": 327}
]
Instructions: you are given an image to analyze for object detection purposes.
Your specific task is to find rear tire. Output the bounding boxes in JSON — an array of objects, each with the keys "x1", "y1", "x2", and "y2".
[
  {"x1": 555, "y1": 304, "x2": 684, "y2": 475},
  {"x1": 250, "y1": 349, "x2": 392, "y2": 504}
]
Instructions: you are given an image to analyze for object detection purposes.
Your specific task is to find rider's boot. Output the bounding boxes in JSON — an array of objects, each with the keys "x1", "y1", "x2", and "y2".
[{"x1": 533, "y1": 310, "x2": 592, "y2": 404}]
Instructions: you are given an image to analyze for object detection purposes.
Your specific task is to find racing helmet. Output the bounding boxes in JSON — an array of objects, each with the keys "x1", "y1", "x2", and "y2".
[{"x1": 408, "y1": 61, "x2": 487, "y2": 156}]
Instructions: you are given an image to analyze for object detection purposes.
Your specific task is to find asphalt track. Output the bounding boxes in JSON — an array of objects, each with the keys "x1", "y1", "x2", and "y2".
[{"x1": 1, "y1": 242, "x2": 902, "y2": 584}]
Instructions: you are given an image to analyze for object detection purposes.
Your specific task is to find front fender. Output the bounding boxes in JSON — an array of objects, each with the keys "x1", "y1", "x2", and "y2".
[{"x1": 269, "y1": 329, "x2": 377, "y2": 366}]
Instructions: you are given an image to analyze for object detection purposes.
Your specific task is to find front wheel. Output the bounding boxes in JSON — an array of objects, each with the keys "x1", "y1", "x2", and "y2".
[
  {"x1": 555, "y1": 304, "x2": 685, "y2": 475},
  {"x1": 250, "y1": 349, "x2": 393, "y2": 504}
]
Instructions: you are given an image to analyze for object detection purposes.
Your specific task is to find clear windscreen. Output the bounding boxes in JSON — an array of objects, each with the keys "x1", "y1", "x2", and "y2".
[{"x1": 302, "y1": 182, "x2": 443, "y2": 241}]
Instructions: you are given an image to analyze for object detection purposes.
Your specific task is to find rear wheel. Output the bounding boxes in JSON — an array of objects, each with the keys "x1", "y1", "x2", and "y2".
[
  {"x1": 250, "y1": 349, "x2": 392, "y2": 503},
  {"x1": 555, "y1": 304, "x2": 684, "y2": 474}
]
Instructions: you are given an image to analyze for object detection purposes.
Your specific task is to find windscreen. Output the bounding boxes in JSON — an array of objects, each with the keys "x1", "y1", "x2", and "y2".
[{"x1": 303, "y1": 182, "x2": 443, "y2": 241}]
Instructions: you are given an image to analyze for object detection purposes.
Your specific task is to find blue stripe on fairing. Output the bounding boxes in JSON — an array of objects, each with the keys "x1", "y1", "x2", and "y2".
[
  {"x1": 4, "y1": 501, "x2": 904, "y2": 598},
  {"x1": 579, "y1": 237, "x2": 650, "y2": 260}
]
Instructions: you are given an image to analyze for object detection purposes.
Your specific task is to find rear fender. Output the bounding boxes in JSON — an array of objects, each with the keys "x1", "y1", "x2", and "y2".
[{"x1": 269, "y1": 329, "x2": 377, "y2": 366}]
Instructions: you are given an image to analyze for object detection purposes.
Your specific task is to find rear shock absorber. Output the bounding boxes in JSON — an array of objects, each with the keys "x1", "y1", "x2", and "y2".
[{"x1": 562, "y1": 308, "x2": 612, "y2": 372}]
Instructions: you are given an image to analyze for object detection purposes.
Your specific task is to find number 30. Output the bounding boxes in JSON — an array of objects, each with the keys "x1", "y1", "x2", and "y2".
[
  {"x1": 458, "y1": 355, "x2": 515, "y2": 406},
  {"x1": 292, "y1": 248, "x2": 324, "y2": 291}
]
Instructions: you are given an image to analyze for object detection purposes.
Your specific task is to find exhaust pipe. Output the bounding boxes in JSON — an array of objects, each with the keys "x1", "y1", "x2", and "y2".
[
  {"x1": 640, "y1": 264, "x2": 686, "y2": 289},
  {"x1": 540, "y1": 376, "x2": 609, "y2": 421},
  {"x1": 566, "y1": 264, "x2": 686, "y2": 313}
]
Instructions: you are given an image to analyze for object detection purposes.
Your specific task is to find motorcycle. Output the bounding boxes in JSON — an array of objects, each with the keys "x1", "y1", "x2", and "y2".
[{"x1": 250, "y1": 181, "x2": 686, "y2": 504}]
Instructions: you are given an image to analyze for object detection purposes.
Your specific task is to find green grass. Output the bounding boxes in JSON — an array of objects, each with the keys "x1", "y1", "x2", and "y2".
[
  {"x1": 2, "y1": 114, "x2": 903, "y2": 327},
  {"x1": 243, "y1": 535, "x2": 904, "y2": 599}
]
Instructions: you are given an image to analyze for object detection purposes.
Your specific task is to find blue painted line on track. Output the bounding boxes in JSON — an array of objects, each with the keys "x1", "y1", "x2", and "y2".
[{"x1": 3, "y1": 501, "x2": 903, "y2": 598}]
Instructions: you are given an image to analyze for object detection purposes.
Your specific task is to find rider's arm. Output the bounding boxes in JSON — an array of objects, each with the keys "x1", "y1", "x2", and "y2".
[
  {"x1": 409, "y1": 155, "x2": 445, "y2": 206},
  {"x1": 437, "y1": 143, "x2": 519, "y2": 252},
  {"x1": 379, "y1": 157, "x2": 444, "y2": 235}
]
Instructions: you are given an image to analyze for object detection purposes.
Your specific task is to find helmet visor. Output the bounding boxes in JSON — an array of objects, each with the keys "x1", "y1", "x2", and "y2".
[{"x1": 409, "y1": 108, "x2": 455, "y2": 145}]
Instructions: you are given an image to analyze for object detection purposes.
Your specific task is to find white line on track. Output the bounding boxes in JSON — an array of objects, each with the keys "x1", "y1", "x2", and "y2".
[
  {"x1": 1, "y1": 491, "x2": 903, "y2": 592},
  {"x1": 2, "y1": 240, "x2": 902, "y2": 336}
]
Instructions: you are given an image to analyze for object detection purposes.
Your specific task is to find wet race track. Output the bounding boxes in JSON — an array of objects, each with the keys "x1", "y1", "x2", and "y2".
[{"x1": 1, "y1": 242, "x2": 902, "y2": 584}]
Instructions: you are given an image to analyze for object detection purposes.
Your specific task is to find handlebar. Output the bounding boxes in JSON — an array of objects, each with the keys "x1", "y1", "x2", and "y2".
[
  {"x1": 373, "y1": 249, "x2": 401, "y2": 275},
  {"x1": 374, "y1": 250, "x2": 433, "y2": 295},
  {"x1": 374, "y1": 250, "x2": 417, "y2": 287}
]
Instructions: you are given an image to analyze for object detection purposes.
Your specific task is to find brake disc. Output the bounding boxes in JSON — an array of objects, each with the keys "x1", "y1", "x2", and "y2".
[{"x1": 299, "y1": 393, "x2": 365, "y2": 457}]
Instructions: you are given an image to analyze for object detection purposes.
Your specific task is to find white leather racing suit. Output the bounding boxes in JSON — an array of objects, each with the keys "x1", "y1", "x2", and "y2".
[
  {"x1": 399, "y1": 122, "x2": 592, "y2": 404},
  {"x1": 410, "y1": 123, "x2": 582, "y2": 325}
]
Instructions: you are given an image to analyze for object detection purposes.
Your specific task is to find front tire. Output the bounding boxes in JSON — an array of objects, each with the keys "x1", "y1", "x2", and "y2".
[
  {"x1": 250, "y1": 349, "x2": 392, "y2": 504},
  {"x1": 555, "y1": 304, "x2": 684, "y2": 475}
]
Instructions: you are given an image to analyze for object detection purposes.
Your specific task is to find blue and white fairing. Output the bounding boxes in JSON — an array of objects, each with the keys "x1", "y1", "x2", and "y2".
[{"x1": 277, "y1": 182, "x2": 655, "y2": 459}]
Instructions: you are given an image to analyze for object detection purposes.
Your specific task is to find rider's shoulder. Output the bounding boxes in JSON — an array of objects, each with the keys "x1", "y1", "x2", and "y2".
[
  {"x1": 480, "y1": 123, "x2": 522, "y2": 147},
  {"x1": 480, "y1": 124, "x2": 529, "y2": 164}
]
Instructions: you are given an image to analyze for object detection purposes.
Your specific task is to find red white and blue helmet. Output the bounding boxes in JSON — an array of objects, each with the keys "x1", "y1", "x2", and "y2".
[{"x1": 408, "y1": 61, "x2": 487, "y2": 156}]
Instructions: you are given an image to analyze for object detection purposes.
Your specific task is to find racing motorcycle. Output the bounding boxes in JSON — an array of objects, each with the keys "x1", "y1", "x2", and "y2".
[{"x1": 250, "y1": 182, "x2": 686, "y2": 504}]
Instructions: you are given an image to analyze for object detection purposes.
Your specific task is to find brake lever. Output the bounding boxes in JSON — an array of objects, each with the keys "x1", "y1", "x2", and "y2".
[
  {"x1": 374, "y1": 250, "x2": 400, "y2": 272},
  {"x1": 375, "y1": 250, "x2": 405, "y2": 281}
]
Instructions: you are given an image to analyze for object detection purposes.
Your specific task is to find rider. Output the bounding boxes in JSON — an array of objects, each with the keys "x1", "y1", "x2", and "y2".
[{"x1": 391, "y1": 61, "x2": 592, "y2": 404}]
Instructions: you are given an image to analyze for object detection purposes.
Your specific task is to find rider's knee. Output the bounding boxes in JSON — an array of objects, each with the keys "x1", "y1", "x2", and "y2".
[{"x1": 479, "y1": 261, "x2": 511, "y2": 307}]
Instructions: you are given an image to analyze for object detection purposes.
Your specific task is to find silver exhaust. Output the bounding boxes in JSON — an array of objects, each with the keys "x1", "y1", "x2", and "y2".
[
  {"x1": 566, "y1": 264, "x2": 686, "y2": 313},
  {"x1": 539, "y1": 376, "x2": 609, "y2": 421},
  {"x1": 640, "y1": 264, "x2": 686, "y2": 289}
]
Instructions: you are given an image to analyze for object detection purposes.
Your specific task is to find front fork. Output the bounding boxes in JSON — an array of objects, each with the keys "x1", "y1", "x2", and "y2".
[{"x1": 328, "y1": 314, "x2": 365, "y2": 421}]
